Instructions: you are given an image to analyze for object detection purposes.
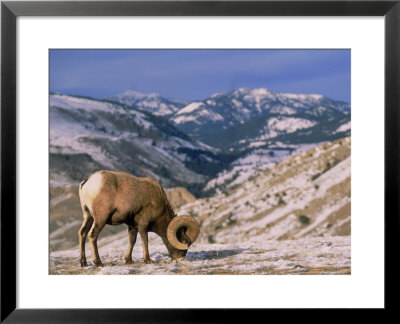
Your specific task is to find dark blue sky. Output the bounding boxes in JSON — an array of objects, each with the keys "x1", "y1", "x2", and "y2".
[{"x1": 50, "y1": 49, "x2": 350, "y2": 103}]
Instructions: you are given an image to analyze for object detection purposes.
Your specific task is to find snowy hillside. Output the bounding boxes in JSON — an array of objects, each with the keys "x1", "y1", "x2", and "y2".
[
  {"x1": 171, "y1": 87, "x2": 350, "y2": 136},
  {"x1": 105, "y1": 90, "x2": 187, "y2": 117},
  {"x1": 204, "y1": 143, "x2": 320, "y2": 192},
  {"x1": 50, "y1": 93, "x2": 219, "y2": 189},
  {"x1": 180, "y1": 137, "x2": 351, "y2": 243},
  {"x1": 200, "y1": 111, "x2": 350, "y2": 153}
]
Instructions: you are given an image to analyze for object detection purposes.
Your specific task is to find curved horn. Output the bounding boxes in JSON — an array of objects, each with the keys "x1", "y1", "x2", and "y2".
[{"x1": 166, "y1": 215, "x2": 200, "y2": 250}]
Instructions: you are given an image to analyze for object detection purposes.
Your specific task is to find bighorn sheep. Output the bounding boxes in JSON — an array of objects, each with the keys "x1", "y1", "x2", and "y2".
[{"x1": 78, "y1": 170, "x2": 200, "y2": 267}]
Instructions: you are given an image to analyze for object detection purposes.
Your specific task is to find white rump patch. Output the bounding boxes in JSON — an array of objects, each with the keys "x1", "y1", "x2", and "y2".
[{"x1": 81, "y1": 172, "x2": 104, "y2": 204}]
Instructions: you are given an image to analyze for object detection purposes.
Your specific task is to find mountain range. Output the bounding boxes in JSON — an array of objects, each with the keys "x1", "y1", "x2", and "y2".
[
  {"x1": 107, "y1": 88, "x2": 350, "y2": 152},
  {"x1": 50, "y1": 88, "x2": 350, "y2": 193},
  {"x1": 49, "y1": 88, "x2": 351, "y2": 250},
  {"x1": 169, "y1": 87, "x2": 350, "y2": 137}
]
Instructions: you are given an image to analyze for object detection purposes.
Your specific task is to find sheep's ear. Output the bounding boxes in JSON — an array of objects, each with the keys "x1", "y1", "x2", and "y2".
[
  {"x1": 177, "y1": 228, "x2": 192, "y2": 245},
  {"x1": 181, "y1": 231, "x2": 192, "y2": 245}
]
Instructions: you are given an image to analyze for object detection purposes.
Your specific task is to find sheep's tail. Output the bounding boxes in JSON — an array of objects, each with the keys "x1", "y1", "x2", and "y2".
[{"x1": 79, "y1": 177, "x2": 89, "y2": 190}]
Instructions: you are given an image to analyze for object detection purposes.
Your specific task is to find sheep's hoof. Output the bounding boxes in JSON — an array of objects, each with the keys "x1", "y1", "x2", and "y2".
[
  {"x1": 94, "y1": 260, "x2": 104, "y2": 267},
  {"x1": 145, "y1": 258, "x2": 154, "y2": 264},
  {"x1": 125, "y1": 259, "x2": 134, "y2": 265},
  {"x1": 80, "y1": 261, "x2": 88, "y2": 267}
]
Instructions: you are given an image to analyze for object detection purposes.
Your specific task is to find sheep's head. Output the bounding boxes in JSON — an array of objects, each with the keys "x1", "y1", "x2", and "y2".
[{"x1": 166, "y1": 215, "x2": 200, "y2": 261}]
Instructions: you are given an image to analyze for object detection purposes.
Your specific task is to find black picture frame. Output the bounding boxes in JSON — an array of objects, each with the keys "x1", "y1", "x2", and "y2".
[{"x1": 1, "y1": 0, "x2": 399, "y2": 322}]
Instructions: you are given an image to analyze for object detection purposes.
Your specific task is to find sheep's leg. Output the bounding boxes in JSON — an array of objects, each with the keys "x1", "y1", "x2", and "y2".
[
  {"x1": 138, "y1": 226, "x2": 154, "y2": 264},
  {"x1": 78, "y1": 212, "x2": 93, "y2": 267},
  {"x1": 88, "y1": 220, "x2": 106, "y2": 267},
  {"x1": 124, "y1": 226, "x2": 138, "y2": 264}
]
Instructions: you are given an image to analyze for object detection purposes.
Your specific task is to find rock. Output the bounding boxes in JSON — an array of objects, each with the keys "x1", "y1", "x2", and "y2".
[{"x1": 165, "y1": 187, "x2": 196, "y2": 209}]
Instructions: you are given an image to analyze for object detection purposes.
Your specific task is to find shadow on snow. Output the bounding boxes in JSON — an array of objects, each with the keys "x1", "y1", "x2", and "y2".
[{"x1": 185, "y1": 248, "x2": 249, "y2": 261}]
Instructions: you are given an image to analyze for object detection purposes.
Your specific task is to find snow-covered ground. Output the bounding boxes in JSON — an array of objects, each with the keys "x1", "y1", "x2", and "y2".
[{"x1": 50, "y1": 235, "x2": 350, "y2": 275}]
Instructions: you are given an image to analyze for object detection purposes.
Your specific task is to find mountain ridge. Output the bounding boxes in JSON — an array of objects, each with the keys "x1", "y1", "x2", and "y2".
[
  {"x1": 104, "y1": 90, "x2": 187, "y2": 117},
  {"x1": 170, "y1": 87, "x2": 350, "y2": 137}
]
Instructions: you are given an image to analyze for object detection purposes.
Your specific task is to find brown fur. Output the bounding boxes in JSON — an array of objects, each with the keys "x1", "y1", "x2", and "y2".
[{"x1": 78, "y1": 170, "x2": 187, "y2": 267}]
